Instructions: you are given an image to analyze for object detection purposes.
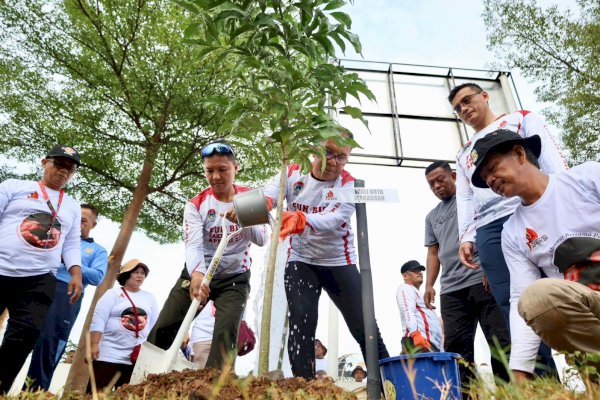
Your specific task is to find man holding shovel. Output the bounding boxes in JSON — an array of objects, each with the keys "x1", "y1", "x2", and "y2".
[{"x1": 151, "y1": 141, "x2": 267, "y2": 370}]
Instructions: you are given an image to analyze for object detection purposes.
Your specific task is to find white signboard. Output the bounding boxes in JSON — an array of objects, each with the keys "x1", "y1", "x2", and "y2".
[{"x1": 322, "y1": 188, "x2": 399, "y2": 203}]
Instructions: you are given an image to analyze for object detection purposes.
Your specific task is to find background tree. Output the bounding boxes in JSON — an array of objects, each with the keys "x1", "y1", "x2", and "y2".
[
  {"x1": 0, "y1": 0, "x2": 276, "y2": 390},
  {"x1": 483, "y1": 0, "x2": 600, "y2": 164},
  {"x1": 178, "y1": 0, "x2": 373, "y2": 374}
]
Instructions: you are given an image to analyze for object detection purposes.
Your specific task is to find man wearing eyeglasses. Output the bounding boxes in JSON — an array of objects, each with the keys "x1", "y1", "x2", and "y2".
[
  {"x1": 148, "y1": 141, "x2": 267, "y2": 370},
  {"x1": 449, "y1": 83, "x2": 567, "y2": 379},
  {"x1": 0, "y1": 144, "x2": 83, "y2": 393},
  {"x1": 258, "y1": 133, "x2": 389, "y2": 380}
]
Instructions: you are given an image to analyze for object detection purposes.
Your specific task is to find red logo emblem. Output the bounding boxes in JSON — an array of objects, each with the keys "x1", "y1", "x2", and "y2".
[
  {"x1": 526, "y1": 228, "x2": 538, "y2": 250},
  {"x1": 499, "y1": 120, "x2": 508, "y2": 128},
  {"x1": 325, "y1": 190, "x2": 335, "y2": 200}
]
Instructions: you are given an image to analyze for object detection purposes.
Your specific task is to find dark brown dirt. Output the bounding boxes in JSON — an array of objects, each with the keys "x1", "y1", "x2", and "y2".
[{"x1": 113, "y1": 368, "x2": 357, "y2": 399}]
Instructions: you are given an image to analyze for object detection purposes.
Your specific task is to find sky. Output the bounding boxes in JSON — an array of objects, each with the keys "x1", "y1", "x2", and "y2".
[{"x1": 5, "y1": 0, "x2": 576, "y2": 385}]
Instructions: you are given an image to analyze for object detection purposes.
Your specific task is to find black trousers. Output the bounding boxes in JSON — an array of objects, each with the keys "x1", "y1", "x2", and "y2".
[
  {"x1": 147, "y1": 266, "x2": 192, "y2": 350},
  {"x1": 284, "y1": 261, "x2": 389, "y2": 380},
  {"x1": 87, "y1": 360, "x2": 133, "y2": 393},
  {"x1": 441, "y1": 283, "x2": 511, "y2": 385},
  {"x1": 147, "y1": 265, "x2": 249, "y2": 369},
  {"x1": 0, "y1": 273, "x2": 56, "y2": 393}
]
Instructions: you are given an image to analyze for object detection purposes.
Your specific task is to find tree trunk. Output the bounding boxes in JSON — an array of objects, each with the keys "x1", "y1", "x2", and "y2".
[
  {"x1": 258, "y1": 143, "x2": 287, "y2": 375},
  {"x1": 64, "y1": 144, "x2": 159, "y2": 392}
]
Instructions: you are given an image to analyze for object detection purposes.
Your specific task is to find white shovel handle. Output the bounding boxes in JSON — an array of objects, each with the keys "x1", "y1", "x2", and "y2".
[{"x1": 166, "y1": 217, "x2": 242, "y2": 358}]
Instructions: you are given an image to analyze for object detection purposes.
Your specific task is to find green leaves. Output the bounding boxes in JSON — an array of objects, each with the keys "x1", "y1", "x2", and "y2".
[{"x1": 483, "y1": 0, "x2": 599, "y2": 164}]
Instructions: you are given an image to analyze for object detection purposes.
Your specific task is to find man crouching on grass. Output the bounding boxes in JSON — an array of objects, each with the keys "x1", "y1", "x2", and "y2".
[{"x1": 470, "y1": 128, "x2": 600, "y2": 381}]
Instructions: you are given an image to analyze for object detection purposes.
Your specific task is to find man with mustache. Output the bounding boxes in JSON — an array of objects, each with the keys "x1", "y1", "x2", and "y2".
[
  {"x1": 449, "y1": 83, "x2": 567, "y2": 379},
  {"x1": 470, "y1": 129, "x2": 600, "y2": 380}
]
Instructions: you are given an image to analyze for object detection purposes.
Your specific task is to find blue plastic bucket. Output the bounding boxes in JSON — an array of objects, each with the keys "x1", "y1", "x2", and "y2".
[{"x1": 379, "y1": 352, "x2": 462, "y2": 400}]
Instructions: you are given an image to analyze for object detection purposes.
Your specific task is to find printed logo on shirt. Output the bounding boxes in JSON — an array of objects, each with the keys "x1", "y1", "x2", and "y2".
[
  {"x1": 121, "y1": 307, "x2": 149, "y2": 332},
  {"x1": 526, "y1": 227, "x2": 547, "y2": 250},
  {"x1": 293, "y1": 181, "x2": 304, "y2": 195},
  {"x1": 499, "y1": 120, "x2": 508, "y2": 128},
  {"x1": 85, "y1": 247, "x2": 93, "y2": 253},
  {"x1": 470, "y1": 149, "x2": 479, "y2": 164},
  {"x1": 19, "y1": 212, "x2": 62, "y2": 249},
  {"x1": 325, "y1": 190, "x2": 335, "y2": 201},
  {"x1": 207, "y1": 209, "x2": 216, "y2": 223},
  {"x1": 27, "y1": 191, "x2": 40, "y2": 200}
]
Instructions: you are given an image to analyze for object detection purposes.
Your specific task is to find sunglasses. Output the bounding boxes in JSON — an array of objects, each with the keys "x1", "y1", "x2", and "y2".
[
  {"x1": 48, "y1": 159, "x2": 78, "y2": 173},
  {"x1": 201, "y1": 142, "x2": 235, "y2": 158}
]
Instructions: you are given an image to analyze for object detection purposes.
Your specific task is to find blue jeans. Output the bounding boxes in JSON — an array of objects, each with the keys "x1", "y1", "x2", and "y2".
[
  {"x1": 26, "y1": 280, "x2": 83, "y2": 391},
  {"x1": 476, "y1": 215, "x2": 558, "y2": 378}
]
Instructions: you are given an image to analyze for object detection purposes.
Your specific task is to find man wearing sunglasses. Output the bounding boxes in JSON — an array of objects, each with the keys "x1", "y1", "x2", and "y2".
[
  {"x1": 449, "y1": 83, "x2": 567, "y2": 379},
  {"x1": 257, "y1": 133, "x2": 389, "y2": 380},
  {"x1": 149, "y1": 141, "x2": 267, "y2": 370},
  {"x1": 0, "y1": 144, "x2": 83, "y2": 393}
]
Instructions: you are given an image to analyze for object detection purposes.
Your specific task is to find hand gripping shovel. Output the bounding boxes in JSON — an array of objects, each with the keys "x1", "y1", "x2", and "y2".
[{"x1": 130, "y1": 217, "x2": 242, "y2": 384}]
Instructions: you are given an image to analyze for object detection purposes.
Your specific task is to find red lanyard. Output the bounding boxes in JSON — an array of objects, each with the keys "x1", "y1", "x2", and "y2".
[{"x1": 38, "y1": 180, "x2": 64, "y2": 225}]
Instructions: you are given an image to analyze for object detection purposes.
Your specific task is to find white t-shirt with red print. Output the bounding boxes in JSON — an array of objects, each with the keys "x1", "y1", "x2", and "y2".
[
  {"x1": 184, "y1": 185, "x2": 268, "y2": 278},
  {"x1": 0, "y1": 179, "x2": 81, "y2": 277},
  {"x1": 501, "y1": 162, "x2": 600, "y2": 373},
  {"x1": 90, "y1": 286, "x2": 158, "y2": 365},
  {"x1": 263, "y1": 164, "x2": 356, "y2": 266},
  {"x1": 396, "y1": 283, "x2": 443, "y2": 351},
  {"x1": 455, "y1": 110, "x2": 568, "y2": 244}
]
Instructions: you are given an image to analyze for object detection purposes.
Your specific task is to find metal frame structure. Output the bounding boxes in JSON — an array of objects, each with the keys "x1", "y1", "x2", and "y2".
[{"x1": 336, "y1": 59, "x2": 522, "y2": 168}]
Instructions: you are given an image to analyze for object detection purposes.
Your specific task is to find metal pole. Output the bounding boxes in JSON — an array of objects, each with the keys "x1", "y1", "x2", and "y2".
[
  {"x1": 354, "y1": 179, "x2": 382, "y2": 399},
  {"x1": 327, "y1": 299, "x2": 339, "y2": 379}
]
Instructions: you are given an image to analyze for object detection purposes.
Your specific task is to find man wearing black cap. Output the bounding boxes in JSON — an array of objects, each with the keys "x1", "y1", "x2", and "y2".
[
  {"x1": 0, "y1": 144, "x2": 83, "y2": 393},
  {"x1": 472, "y1": 129, "x2": 600, "y2": 380},
  {"x1": 448, "y1": 83, "x2": 566, "y2": 379},
  {"x1": 396, "y1": 260, "x2": 443, "y2": 353}
]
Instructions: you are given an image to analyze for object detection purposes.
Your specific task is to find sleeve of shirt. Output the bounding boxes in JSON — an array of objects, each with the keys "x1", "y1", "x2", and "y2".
[
  {"x1": 63, "y1": 205, "x2": 82, "y2": 271},
  {"x1": 521, "y1": 111, "x2": 568, "y2": 173},
  {"x1": 90, "y1": 288, "x2": 117, "y2": 333},
  {"x1": 263, "y1": 172, "x2": 285, "y2": 209},
  {"x1": 304, "y1": 179, "x2": 355, "y2": 233},
  {"x1": 184, "y1": 201, "x2": 206, "y2": 276},
  {"x1": 0, "y1": 179, "x2": 15, "y2": 217},
  {"x1": 396, "y1": 285, "x2": 418, "y2": 334},
  {"x1": 576, "y1": 162, "x2": 600, "y2": 199},
  {"x1": 148, "y1": 293, "x2": 159, "y2": 333},
  {"x1": 82, "y1": 245, "x2": 108, "y2": 286},
  {"x1": 424, "y1": 211, "x2": 438, "y2": 246},
  {"x1": 245, "y1": 224, "x2": 268, "y2": 247},
  {"x1": 502, "y1": 228, "x2": 542, "y2": 373},
  {"x1": 456, "y1": 163, "x2": 477, "y2": 244}
]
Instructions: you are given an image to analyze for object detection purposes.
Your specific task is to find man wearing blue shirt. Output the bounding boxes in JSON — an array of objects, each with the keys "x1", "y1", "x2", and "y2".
[{"x1": 26, "y1": 204, "x2": 108, "y2": 391}]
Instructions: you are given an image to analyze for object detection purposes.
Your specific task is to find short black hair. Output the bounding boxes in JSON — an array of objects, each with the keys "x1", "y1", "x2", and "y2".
[
  {"x1": 486, "y1": 142, "x2": 540, "y2": 169},
  {"x1": 81, "y1": 204, "x2": 99, "y2": 218},
  {"x1": 117, "y1": 265, "x2": 148, "y2": 286},
  {"x1": 448, "y1": 83, "x2": 483, "y2": 103},
  {"x1": 425, "y1": 160, "x2": 452, "y2": 176}
]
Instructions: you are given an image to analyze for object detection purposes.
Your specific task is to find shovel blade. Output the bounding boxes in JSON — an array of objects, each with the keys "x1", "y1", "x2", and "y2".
[{"x1": 130, "y1": 342, "x2": 173, "y2": 384}]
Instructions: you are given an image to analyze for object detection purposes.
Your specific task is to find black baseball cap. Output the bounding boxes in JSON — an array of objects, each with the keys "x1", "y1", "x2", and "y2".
[
  {"x1": 401, "y1": 260, "x2": 426, "y2": 274},
  {"x1": 470, "y1": 129, "x2": 541, "y2": 189},
  {"x1": 46, "y1": 144, "x2": 81, "y2": 166}
]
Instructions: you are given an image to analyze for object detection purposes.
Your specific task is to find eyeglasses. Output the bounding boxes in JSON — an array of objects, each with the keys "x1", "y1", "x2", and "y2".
[
  {"x1": 48, "y1": 159, "x2": 78, "y2": 173},
  {"x1": 453, "y1": 91, "x2": 482, "y2": 115},
  {"x1": 201, "y1": 142, "x2": 235, "y2": 158},
  {"x1": 325, "y1": 150, "x2": 349, "y2": 164}
]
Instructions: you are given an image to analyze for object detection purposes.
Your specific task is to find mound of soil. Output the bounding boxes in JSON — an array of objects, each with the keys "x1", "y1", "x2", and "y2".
[{"x1": 114, "y1": 368, "x2": 357, "y2": 399}]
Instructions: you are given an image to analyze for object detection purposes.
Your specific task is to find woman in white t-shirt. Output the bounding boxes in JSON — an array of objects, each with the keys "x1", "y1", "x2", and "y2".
[{"x1": 88, "y1": 259, "x2": 158, "y2": 392}]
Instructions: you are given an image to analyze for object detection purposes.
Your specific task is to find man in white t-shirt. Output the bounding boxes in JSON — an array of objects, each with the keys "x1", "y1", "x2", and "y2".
[
  {"x1": 0, "y1": 144, "x2": 83, "y2": 393},
  {"x1": 396, "y1": 260, "x2": 443, "y2": 353},
  {"x1": 470, "y1": 129, "x2": 600, "y2": 380}
]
